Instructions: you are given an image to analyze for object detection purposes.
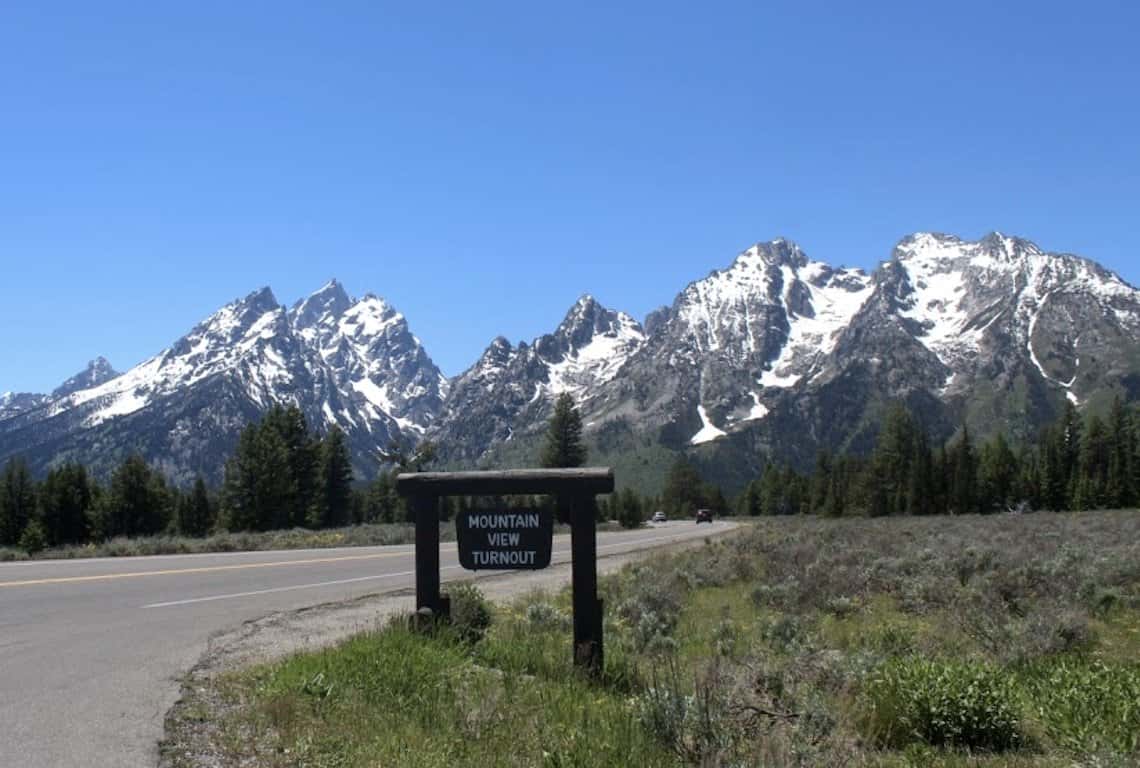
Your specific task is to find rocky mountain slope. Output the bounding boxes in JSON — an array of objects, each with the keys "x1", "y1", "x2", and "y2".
[
  {"x1": 438, "y1": 233, "x2": 1140, "y2": 489},
  {"x1": 0, "y1": 282, "x2": 445, "y2": 483},
  {"x1": 431, "y1": 296, "x2": 645, "y2": 463},
  {"x1": 2, "y1": 233, "x2": 1137, "y2": 490},
  {"x1": 0, "y1": 358, "x2": 119, "y2": 421}
]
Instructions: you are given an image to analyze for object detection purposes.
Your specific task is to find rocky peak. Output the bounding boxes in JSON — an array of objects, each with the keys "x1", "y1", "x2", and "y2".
[
  {"x1": 182, "y1": 287, "x2": 283, "y2": 350},
  {"x1": 542, "y1": 295, "x2": 644, "y2": 359},
  {"x1": 732, "y1": 238, "x2": 810, "y2": 271},
  {"x1": 338, "y1": 295, "x2": 404, "y2": 341},
  {"x1": 479, "y1": 336, "x2": 516, "y2": 369},
  {"x1": 290, "y1": 279, "x2": 353, "y2": 331},
  {"x1": 52, "y1": 357, "x2": 119, "y2": 398}
]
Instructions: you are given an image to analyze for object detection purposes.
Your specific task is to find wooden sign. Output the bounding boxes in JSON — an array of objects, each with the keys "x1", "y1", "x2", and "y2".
[
  {"x1": 457, "y1": 508, "x2": 553, "y2": 570},
  {"x1": 397, "y1": 468, "x2": 613, "y2": 677}
]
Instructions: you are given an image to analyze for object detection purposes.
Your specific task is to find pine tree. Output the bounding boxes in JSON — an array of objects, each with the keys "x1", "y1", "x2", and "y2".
[
  {"x1": 38, "y1": 463, "x2": 92, "y2": 546},
  {"x1": 1105, "y1": 396, "x2": 1134, "y2": 508},
  {"x1": 823, "y1": 461, "x2": 847, "y2": 517},
  {"x1": 873, "y1": 405, "x2": 917, "y2": 516},
  {"x1": 948, "y1": 426, "x2": 977, "y2": 515},
  {"x1": 905, "y1": 430, "x2": 935, "y2": 515},
  {"x1": 220, "y1": 423, "x2": 295, "y2": 531},
  {"x1": 1018, "y1": 446, "x2": 1042, "y2": 510},
  {"x1": 758, "y1": 464, "x2": 785, "y2": 515},
  {"x1": 1060, "y1": 401, "x2": 1083, "y2": 507},
  {"x1": 863, "y1": 459, "x2": 890, "y2": 517},
  {"x1": 0, "y1": 457, "x2": 37, "y2": 546},
  {"x1": 262, "y1": 405, "x2": 320, "y2": 527},
  {"x1": 616, "y1": 488, "x2": 643, "y2": 528},
  {"x1": 742, "y1": 480, "x2": 762, "y2": 516},
  {"x1": 177, "y1": 477, "x2": 214, "y2": 536},
  {"x1": 1040, "y1": 426, "x2": 1067, "y2": 511},
  {"x1": 364, "y1": 471, "x2": 398, "y2": 524},
  {"x1": 1081, "y1": 413, "x2": 1108, "y2": 508},
  {"x1": 311, "y1": 425, "x2": 353, "y2": 529},
  {"x1": 101, "y1": 455, "x2": 170, "y2": 538},
  {"x1": 540, "y1": 393, "x2": 587, "y2": 469},
  {"x1": 255, "y1": 423, "x2": 296, "y2": 530},
  {"x1": 221, "y1": 424, "x2": 260, "y2": 531},
  {"x1": 810, "y1": 451, "x2": 833, "y2": 513},
  {"x1": 1132, "y1": 403, "x2": 1140, "y2": 507},
  {"x1": 978, "y1": 433, "x2": 1018, "y2": 513},
  {"x1": 663, "y1": 457, "x2": 704, "y2": 516}
]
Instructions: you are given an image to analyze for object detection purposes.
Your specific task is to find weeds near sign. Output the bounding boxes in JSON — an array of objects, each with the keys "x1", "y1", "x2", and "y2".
[
  {"x1": 859, "y1": 656, "x2": 1026, "y2": 751},
  {"x1": 448, "y1": 582, "x2": 493, "y2": 644}
]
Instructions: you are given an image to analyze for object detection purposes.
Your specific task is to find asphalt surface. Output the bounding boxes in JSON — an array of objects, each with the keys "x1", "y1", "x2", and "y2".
[{"x1": 0, "y1": 520, "x2": 732, "y2": 767}]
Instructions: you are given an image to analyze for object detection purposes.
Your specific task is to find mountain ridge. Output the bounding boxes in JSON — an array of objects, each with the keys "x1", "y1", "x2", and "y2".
[{"x1": 2, "y1": 231, "x2": 1138, "y2": 491}]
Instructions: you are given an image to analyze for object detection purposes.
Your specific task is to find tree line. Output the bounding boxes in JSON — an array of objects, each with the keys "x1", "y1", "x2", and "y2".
[
  {"x1": 0, "y1": 394, "x2": 645, "y2": 551},
  {"x1": 7, "y1": 391, "x2": 1131, "y2": 553},
  {"x1": 738, "y1": 397, "x2": 1140, "y2": 516},
  {"x1": 0, "y1": 405, "x2": 364, "y2": 552}
]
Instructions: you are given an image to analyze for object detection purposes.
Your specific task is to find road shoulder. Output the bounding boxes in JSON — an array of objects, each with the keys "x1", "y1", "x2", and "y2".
[{"x1": 159, "y1": 522, "x2": 736, "y2": 767}]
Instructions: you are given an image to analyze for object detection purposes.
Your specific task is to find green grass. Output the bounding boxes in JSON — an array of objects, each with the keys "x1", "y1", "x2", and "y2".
[
  {"x1": 216, "y1": 622, "x2": 675, "y2": 768},
  {"x1": 168, "y1": 510, "x2": 1140, "y2": 767}
]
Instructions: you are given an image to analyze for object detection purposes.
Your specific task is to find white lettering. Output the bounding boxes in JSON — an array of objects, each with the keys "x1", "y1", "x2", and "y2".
[
  {"x1": 466, "y1": 512, "x2": 543, "y2": 530},
  {"x1": 471, "y1": 550, "x2": 537, "y2": 566}
]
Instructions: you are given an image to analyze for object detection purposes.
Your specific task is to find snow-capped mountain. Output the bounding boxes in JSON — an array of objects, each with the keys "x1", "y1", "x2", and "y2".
[
  {"x1": 682, "y1": 232, "x2": 1140, "y2": 462},
  {"x1": 289, "y1": 280, "x2": 447, "y2": 436},
  {"x1": 1, "y1": 232, "x2": 1137, "y2": 489},
  {"x1": 444, "y1": 233, "x2": 1140, "y2": 485},
  {"x1": 51, "y1": 357, "x2": 119, "y2": 399},
  {"x1": 0, "y1": 283, "x2": 445, "y2": 483},
  {"x1": 0, "y1": 392, "x2": 49, "y2": 422},
  {"x1": 889, "y1": 232, "x2": 1140, "y2": 407},
  {"x1": 568, "y1": 239, "x2": 876, "y2": 455},
  {"x1": 0, "y1": 358, "x2": 119, "y2": 421},
  {"x1": 430, "y1": 296, "x2": 645, "y2": 463}
]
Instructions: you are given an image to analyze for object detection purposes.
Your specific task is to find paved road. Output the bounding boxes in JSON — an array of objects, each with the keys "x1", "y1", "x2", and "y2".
[{"x1": 0, "y1": 520, "x2": 732, "y2": 767}]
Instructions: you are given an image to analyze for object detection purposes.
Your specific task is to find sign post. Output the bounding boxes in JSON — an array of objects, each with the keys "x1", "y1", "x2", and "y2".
[{"x1": 396, "y1": 468, "x2": 614, "y2": 676}]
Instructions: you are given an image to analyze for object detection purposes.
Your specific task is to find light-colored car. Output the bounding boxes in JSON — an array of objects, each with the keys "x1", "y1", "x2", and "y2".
[{"x1": 652, "y1": 510, "x2": 667, "y2": 523}]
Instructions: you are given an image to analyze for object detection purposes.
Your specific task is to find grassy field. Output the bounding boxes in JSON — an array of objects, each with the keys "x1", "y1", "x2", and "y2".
[{"x1": 164, "y1": 511, "x2": 1140, "y2": 767}]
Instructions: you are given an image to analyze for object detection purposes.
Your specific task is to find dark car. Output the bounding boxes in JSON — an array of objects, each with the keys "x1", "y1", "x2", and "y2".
[{"x1": 695, "y1": 508, "x2": 713, "y2": 524}]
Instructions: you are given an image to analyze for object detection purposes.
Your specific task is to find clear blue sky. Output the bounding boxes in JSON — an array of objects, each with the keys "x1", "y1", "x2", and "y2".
[{"x1": 2, "y1": 1, "x2": 1137, "y2": 393}]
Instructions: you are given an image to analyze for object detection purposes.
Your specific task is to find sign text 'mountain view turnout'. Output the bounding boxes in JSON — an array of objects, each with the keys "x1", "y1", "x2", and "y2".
[{"x1": 457, "y1": 508, "x2": 553, "y2": 570}]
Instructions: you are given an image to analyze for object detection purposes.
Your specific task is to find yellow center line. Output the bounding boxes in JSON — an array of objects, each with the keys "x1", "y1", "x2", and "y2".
[{"x1": 0, "y1": 547, "x2": 457, "y2": 589}]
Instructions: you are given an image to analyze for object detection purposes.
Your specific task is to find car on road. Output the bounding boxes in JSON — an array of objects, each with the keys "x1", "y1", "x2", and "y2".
[
  {"x1": 652, "y1": 510, "x2": 667, "y2": 523},
  {"x1": 695, "y1": 508, "x2": 713, "y2": 524}
]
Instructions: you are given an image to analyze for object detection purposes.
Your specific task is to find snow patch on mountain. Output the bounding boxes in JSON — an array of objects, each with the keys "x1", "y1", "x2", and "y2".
[
  {"x1": 675, "y1": 241, "x2": 799, "y2": 356},
  {"x1": 691, "y1": 404, "x2": 726, "y2": 444},
  {"x1": 1026, "y1": 291, "x2": 1056, "y2": 383},
  {"x1": 760, "y1": 261, "x2": 873, "y2": 388},
  {"x1": 544, "y1": 304, "x2": 645, "y2": 397},
  {"x1": 745, "y1": 391, "x2": 769, "y2": 421}
]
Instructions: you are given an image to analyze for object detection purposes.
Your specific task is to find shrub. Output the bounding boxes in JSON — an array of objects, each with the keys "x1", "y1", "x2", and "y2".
[
  {"x1": 19, "y1": 519, "x2": 47, "y2": 554},
  {"x1": 1018, "y1": 658, "x2": 1140, "y2": 754},
  {"x1": 615, "y1": 569, "x2": 685, "y2": 653},
  {"x1": 525, "y1": 601, "x2": 570, "y2": 631},
  {"x1": 448, "y1": 582, "x2": 492, "y2": 644},
  {"x1": 860, "y1": 657, "x2": 1025, "y2": 752}
]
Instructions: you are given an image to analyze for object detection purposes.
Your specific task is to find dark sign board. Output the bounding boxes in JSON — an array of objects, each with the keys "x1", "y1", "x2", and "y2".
[{"x1": 457, "y1": 507, "x2": 553, "y2": 570}]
